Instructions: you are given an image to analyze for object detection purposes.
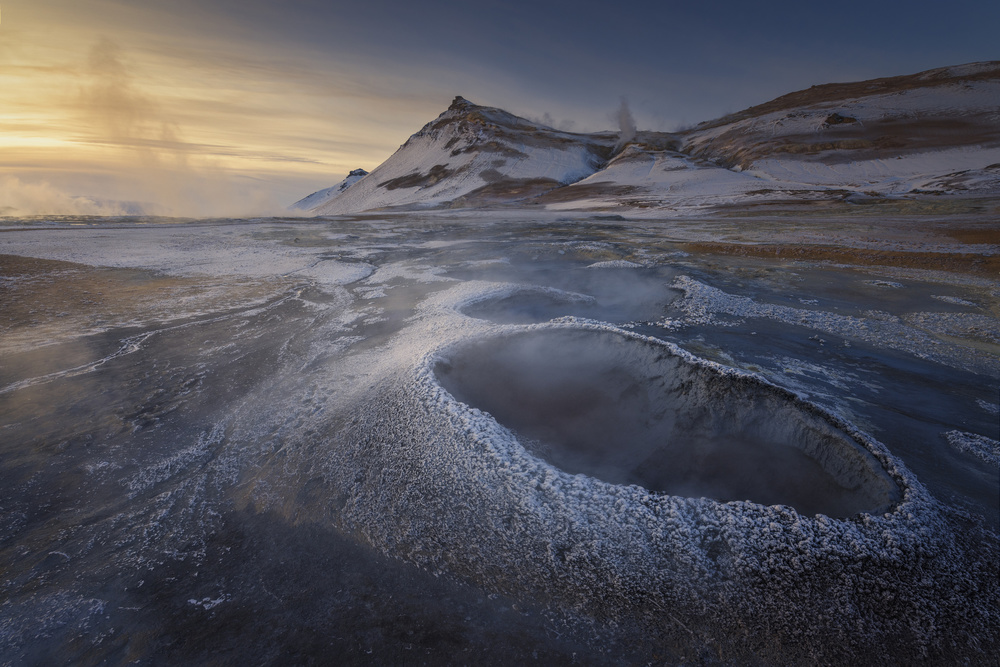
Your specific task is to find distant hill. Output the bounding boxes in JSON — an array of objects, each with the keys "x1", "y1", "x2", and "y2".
[
  {"x1": 298, "y1": 62, "x2": 1000, "y2": 215},
  {"x1": 290, "y1": 169, "x2": 369, "y2": 211}
]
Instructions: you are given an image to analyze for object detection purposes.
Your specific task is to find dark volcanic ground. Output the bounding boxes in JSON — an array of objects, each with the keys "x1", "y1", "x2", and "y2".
[{"x1": 1, "y1": 213, "x2": 997, "y2": 665}]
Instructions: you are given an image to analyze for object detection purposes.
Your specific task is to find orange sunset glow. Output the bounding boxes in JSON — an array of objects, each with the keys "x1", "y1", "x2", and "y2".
[{"x1": 1, "y1": 1, "x2": 446, "y2": 215}]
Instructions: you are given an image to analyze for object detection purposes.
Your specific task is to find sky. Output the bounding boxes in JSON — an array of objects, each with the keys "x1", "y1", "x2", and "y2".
[{"x1": 1, "y1": 0, "x2": 998, "y2": 216}]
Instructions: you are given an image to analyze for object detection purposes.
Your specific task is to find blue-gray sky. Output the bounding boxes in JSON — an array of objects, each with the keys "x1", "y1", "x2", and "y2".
[{"x1": 2, "y1": 0, "x2": 997, "y2": 214}]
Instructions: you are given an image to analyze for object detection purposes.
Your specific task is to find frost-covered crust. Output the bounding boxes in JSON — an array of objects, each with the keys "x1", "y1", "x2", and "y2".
[
  {"x1": 673, "y1": 274, "x2": 1000, "y2": 375},
  {"x1": 333, "y1": 281, "x2": 999, "y2": 663},
  {"x1": 945, "y1": 430, "x2": 1000, "y2": 466}
]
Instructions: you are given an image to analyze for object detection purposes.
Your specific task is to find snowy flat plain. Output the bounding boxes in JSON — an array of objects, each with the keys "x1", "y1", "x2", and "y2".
[{"x1": 1, "y1": 211, "x2": 997, "y2": 664}]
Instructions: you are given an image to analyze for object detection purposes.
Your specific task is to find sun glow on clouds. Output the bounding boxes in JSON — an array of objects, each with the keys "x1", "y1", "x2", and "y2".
[
  {"x1": 5, "y1": 0, "x2": 997, "y2": 216},
  {"x1": 0, "y1": 1, "x2": 439, "y2": 216}
]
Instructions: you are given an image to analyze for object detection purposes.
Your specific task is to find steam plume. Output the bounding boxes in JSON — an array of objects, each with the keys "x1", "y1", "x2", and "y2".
[
  {"x1": 614, "y1": 96, "x2": 636, "y2": 151},
  {"x1": 65, "y1": 38, "x2": 287, "y2": 218}
]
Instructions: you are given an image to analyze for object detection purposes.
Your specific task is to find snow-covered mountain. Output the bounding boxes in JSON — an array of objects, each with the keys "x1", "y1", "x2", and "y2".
[
  {"x1": 310, "y1": 97, "x2": 616, "y2": 215},
  {"x1": 300, "y1": 62, "x2": 1000, "y2": 215}
]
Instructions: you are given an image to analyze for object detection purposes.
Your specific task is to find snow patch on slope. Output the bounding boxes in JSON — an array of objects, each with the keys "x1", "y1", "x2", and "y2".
[
  {"x1": 545, "y1": 147, "x2": 824, "y2": 211},
  {"x1": 749, "y1": 146, "x2": 1000, "y2": 194}
]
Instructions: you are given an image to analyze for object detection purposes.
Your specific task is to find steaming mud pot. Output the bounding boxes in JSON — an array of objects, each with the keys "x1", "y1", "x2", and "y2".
[
  {"x1": 336, "y1": 289, "x2": 997, "y2": 664},
  {"x1": 434, "y1": 327, "x2": 900, "y2": 518}
]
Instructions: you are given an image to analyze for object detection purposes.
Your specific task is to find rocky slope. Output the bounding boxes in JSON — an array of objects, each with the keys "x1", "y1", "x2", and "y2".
[{"x1": 683, "y1": 62, "x2": 1000, "y2": 196}]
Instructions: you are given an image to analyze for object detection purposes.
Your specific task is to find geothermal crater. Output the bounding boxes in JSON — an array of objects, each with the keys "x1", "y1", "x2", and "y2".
[{"x1": 435, "y1": 327, "x2": 901, "y2": 517}]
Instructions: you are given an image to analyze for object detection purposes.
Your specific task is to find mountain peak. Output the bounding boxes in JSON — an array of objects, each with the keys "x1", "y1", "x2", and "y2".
[{"x1": 449, "y1": 96, "x2": 476, "y2": 112}]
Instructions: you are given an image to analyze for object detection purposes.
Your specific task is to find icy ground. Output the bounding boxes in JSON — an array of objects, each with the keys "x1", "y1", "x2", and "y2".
[{"x1": 0, "y1": 212, "x2": 997, "y2": 664}]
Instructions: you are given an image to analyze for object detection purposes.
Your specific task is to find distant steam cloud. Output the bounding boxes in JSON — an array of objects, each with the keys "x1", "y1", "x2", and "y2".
[
  {"x1": 614, "y1": 97, "x2": 636, "y2": 151},
  {"x1": 83, "y1": 38, "x2": 170, "y2": 149},
  {"x1": 0, "y1": 177, "x2": 137, "y2": 217},
  {"x1": 531, "y1": 112, "x2": 577, "y2": 133},
  {"x1": 37, "y1": 38, "x2": 288, "y2": 218}
]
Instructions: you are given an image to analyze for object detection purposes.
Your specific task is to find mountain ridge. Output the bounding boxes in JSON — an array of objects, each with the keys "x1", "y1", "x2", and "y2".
[{"x1": 300, "y1": 61, "x2": 1000, "y2": 216}]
